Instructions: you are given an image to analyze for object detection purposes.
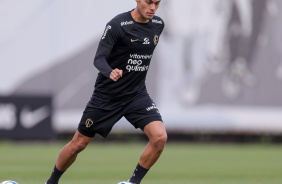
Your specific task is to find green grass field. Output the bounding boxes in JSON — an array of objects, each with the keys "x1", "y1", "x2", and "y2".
[{"x1": 0, "y1": 141, "x2": 282, "y2": 184}]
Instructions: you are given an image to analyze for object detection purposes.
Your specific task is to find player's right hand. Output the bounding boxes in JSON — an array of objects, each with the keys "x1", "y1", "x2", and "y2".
[{"x1": 110, "y1": 68, "x2": 123, "y2": 82}]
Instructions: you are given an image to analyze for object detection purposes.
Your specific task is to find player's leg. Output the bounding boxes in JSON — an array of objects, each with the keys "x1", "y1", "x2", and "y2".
[
  {"x1": 121, "y1": 93, "x2": 167, "y2": 184},
  {"x1": 56, "y1": 130, "x2": 93, "y2": 171},
  {"x1": 46, "y1": 130, "x2": 92, "y2": 184},
  {"x1": 128, "y1": 121, "x2": 167, "y2": 184},
  {"x1": 139, "y1": 120, "x2": 167, "y2": 168}
]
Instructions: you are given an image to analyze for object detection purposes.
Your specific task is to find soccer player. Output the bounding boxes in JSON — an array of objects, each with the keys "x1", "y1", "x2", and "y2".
[{"x1": 45, "y1": 0, "x2": 167, "y2": 184}]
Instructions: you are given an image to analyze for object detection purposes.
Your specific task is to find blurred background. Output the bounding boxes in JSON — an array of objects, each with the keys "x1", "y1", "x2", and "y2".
[
  {"x1": 1, "y1": 0, "x2": 282, "y2": 142},
  {"x1": 1, "y1": 0, "x2": 282, "y2": 184}
]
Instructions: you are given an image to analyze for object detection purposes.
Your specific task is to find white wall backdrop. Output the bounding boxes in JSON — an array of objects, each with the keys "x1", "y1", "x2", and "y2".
[{"x1": 1, "y1": 0, "x2": 282, "y2": 134}]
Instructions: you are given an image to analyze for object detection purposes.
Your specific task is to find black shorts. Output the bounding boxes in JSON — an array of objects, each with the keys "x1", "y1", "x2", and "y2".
[{"x1": 77, "y1": 92, "x2": 163, "y2": 138}]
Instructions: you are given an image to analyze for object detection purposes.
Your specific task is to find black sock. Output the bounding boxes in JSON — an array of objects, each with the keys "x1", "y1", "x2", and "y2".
[
  {"x1": 129, "y1": 163, "x2": 149, "y2": 184},
  {"x1": 46, "y1": 165, "x2": 65, "y2": 184}
]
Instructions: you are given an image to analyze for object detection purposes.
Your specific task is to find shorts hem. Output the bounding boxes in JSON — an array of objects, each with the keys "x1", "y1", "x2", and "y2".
[
  {"x1": 135, "y1": 116, "x2": 163, "y2": 131},
  {"x1": 77, "y1": 127, "x2": 95, "y2": 138}
]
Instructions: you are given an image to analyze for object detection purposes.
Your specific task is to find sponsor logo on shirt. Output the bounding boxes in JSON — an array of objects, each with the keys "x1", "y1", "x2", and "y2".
[
  {"x1": 101, "y1": 25, "x2": 111, "y2": 39},
  {"x1": 126, "y1": 54, "x2": 153, "y2": 72},
  {"x1": 121, "y1": 21, "x2": 134, "y2": 26},
  {"x1": 152, "y1": 19, "x2": 163, "y2": 24},
  {"x1": 129, "y1": 54, "x2": 152, "y2": 60},
  {"x1": 143, "y1": 38, "x2": 150, "y2": 44}
]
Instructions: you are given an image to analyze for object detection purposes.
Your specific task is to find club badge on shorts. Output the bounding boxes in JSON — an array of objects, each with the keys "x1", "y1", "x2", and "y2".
[{"x1": 85, "y1": 119, "x2": 94, "y2": 128}]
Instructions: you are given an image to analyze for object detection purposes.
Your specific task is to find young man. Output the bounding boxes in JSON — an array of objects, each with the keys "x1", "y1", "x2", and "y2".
[{"x1": 45, "y1": 0, "x2": 166, "y2": 184}]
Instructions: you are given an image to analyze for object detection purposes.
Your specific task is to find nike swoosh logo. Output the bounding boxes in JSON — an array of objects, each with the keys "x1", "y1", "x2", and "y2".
[
  {"x1": 131, "y1": 39, "x2": 138, "y2": 42},
  {"x1": 20, "y1": 106, "x2": 50, "y2": 129}
]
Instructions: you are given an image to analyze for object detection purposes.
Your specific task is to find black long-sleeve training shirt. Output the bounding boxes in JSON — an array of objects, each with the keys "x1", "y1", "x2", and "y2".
[{"x1": 93, "y1": 10, "x2": 164, "y2": 100}]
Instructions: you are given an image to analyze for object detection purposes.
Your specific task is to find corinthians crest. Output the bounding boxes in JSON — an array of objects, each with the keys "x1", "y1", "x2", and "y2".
[
  {"x1": 153, "y1": 35, "x2": 159, "y2": 45},
  {"x1": 85, "y1": 119, "x2": 93, "y2": 128}
]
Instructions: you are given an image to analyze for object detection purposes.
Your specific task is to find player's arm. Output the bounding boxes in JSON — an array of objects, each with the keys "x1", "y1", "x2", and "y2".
[
  {"x1": 93, "y1": 21, "x2": 123, "y2": 81},
  {"x1": 94, "y1": 44, "x2": 112, "y2": 77},
  {"x1": 94, "y1": 43, "x2": 123, "y2": 82}
]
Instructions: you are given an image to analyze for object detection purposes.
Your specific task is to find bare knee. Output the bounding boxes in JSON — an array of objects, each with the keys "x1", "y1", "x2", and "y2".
[
  {"x1": 68, "y1": 141, "x2": 87, "y2": 155},
  {"x1": 144, "y1": 121, "x2": 167, "y2": 153},
  {"x1": 67, "y1": 139, "x2": 88, "y2": 155},
  {"x1": 150, "y1": 132, "x2": 167, "y2": 152},
  {"x1": 65, "y1": 131, "x2": 92, "y2": 155}
]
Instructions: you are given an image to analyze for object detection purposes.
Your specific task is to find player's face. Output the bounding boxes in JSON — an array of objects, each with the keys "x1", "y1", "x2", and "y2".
[{"x1": 136, "y1": 0, "x2": 161, "y2": 20}]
